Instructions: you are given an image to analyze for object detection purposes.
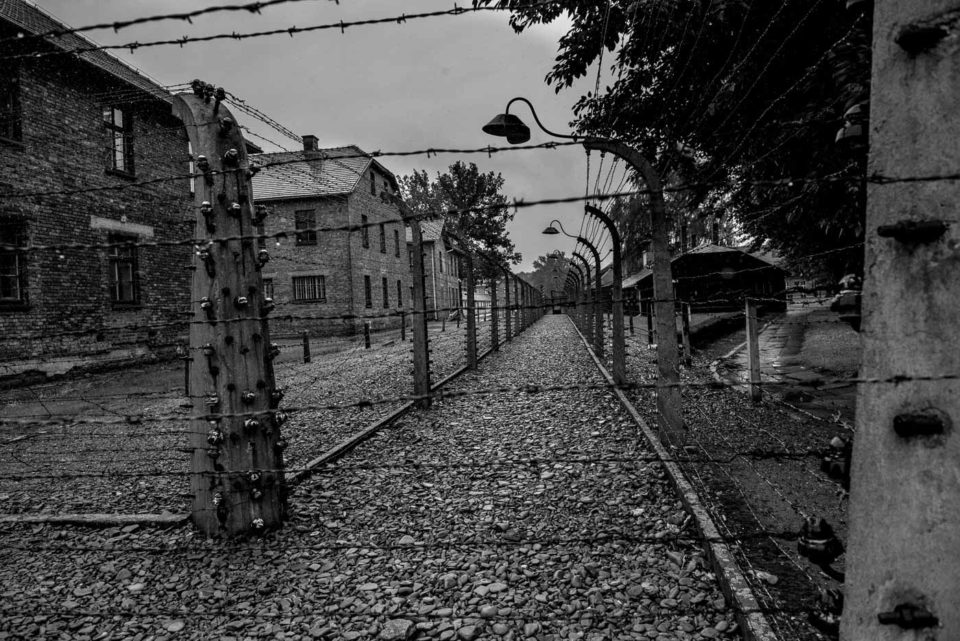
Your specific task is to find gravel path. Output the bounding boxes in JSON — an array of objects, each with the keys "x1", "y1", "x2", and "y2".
[
  {"x1": 0, "y1": 322, "x2": 475, "y2": 516},
  {"x1": 0, "y1": 315, "x2": 739, "y2": 641}
]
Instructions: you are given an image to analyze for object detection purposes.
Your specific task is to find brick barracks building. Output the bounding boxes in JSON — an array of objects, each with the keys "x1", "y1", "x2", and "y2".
[
  {"x1": 0, "y1": 0, "x2": 195, "y2": 381},
  {"x1": 251, "y1": 138, "x2": 411, "y2": 337}
]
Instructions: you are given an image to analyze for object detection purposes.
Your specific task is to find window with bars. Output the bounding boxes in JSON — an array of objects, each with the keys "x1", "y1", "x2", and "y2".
[
  {"x1": 108, "y1": 234, "x2": 139, "y2": 304},
  {"x1": 292, "y1": 275, "x2": 325, "y2": 302},
  {"x1": 394, "y1": 229, "x2": 400, "y2": 257},
  {"x1": 379, "y1": 223, "x2": 386, "y2": 253},
  {"x1": 295, "y1": 210, "x2": 317, "y2": 245},
  {"x1": 382, "y1": 276, "x2": 389, "y2": 308},
  {"x1": 396, "y1": 280, "x2": 403, "y2": 308},
  {"x1": 0, "y1": 220, "x2": 27, "y2": 306},
  {"x1": 103, "y1": 106, "x2": 134, "y2": 176},
  {"x1": 361, "y1": 215, "x2": 370, "y2": 248},
  {"x1": 363, "y1": 275, "x2": 372, "y2": 308},
  {"x1": 0, "y1": 65, "x2": 21, "y2": 144}
]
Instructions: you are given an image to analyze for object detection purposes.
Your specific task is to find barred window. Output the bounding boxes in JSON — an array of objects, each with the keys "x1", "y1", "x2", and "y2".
[
  {"x1": 295, "y1": 210, "x2": 317, "y2": 246},
  {"x1": 361, "y1": 215, "x2": 370, "y2": 248},
  {"x1": 292, "y1": 275, "x2": 325, "y2": 302},
  {"x1": 382, "y1": 276, "x2": 389, "y2": 308},
  {"x1": 379, "y1": 223, "x2": 386, "y2": 253},
  {"x1": 103, "y1": 106, "x2": 134, "y2": 175},
  {"x1": 0, "y1": 220, "x2": 27, "y2": 305},
  {"x1": 363, "y1": 275, "x2": 372, "y2": 308},
  {"x1": 394, "y1": 229, "x2": 400, "y2": 257},
  {"x1": 108, "y1": 234, "x2": 138, "y2": 304}
]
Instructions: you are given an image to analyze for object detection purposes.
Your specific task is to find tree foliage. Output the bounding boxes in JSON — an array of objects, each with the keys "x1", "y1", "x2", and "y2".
[
  {"x1": 474, "y1": 0, "x2": 871, "y2": 279},
  {"x1": 522, "y1": 250, "x2": 574, "y2": 295},
  {"x1": 399, "y1": 162, "x2": 520, "y2": 279}
]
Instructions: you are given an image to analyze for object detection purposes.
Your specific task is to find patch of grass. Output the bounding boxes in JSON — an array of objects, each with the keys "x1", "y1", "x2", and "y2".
[{"x1": 800, "y1": 314, "x2": 861, "y2": 376}]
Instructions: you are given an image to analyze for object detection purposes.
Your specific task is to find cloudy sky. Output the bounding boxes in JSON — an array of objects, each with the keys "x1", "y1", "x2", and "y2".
[{"x1": 35, "y1": 0, "x2": 625, "y2": 274}]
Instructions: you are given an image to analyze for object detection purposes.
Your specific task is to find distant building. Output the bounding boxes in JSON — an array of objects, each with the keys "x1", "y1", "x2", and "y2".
[
  {"x1": 0, "y1": 0, "x2": 195, "y2": 379},
  {"x1": 627, "y1": 244, "x2": 787, "y2": 312},
  {"x1": 251, "y1": 138, "x2": 410, "y2": 336},
  {"x1": 408, "y1": 218, "x2": 462, "y2": 321}
]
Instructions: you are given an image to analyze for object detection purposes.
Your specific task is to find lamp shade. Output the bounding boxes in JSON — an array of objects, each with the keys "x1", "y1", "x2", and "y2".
[
  {"x1": 482, "y1": 113, "x2": 531, "y2": 144},
  {"x1": 542, "y1": 225, "x2": 560, "y2": 235}
]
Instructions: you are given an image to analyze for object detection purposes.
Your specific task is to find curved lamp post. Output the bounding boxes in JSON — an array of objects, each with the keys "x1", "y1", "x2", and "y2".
[
  {"x1": 545, "y1": 220, "x2": 603, "y2": 357},
  {"x1": 486, "y1": 98, "x2": 681, "y2": 440},
  {"x1": 571, "y1": 247, "x2": 603, "y2": 357},
  {"x1": 583, "y1": 204, "x2": 625, "y2": 385},
  {"x1": 570, "y1": 252, "x2": 593, "y2": 344}
]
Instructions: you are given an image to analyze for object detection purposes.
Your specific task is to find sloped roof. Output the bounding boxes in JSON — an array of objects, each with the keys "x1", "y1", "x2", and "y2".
[
  {"x1": 251, "y1": 146, "x2": 380, "y2": 201},
  {"x1": 617, "y1": 244, "x2": 782, "y2": 289},
  {"x1": 405, "y1": 217, "x2": 444, "y2": 244},
  {"x1": 0, "y1": 0, "x2": 169, "y2": 102}
]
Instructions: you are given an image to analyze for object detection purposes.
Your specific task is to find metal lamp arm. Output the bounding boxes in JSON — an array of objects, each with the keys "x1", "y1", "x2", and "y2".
[{"x1": 506, "y1": 97, "x2": 580, "y2": 141}]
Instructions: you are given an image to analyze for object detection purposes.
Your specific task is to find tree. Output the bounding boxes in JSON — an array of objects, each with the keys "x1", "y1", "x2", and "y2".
[
  {"x1": 474, "y1": 0, "x2": 871, "y2": 279},
  {"x1": 521, "y1": 250, "x2": 572, "y2": 295},
  {"x1": 399, "y1": 162, "x2": 520, "y2": 278}
]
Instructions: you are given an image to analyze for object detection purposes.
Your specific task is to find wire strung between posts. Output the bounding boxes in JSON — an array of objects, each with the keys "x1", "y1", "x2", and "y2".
[
  {"x1": 0, "y1": 0, "x2": 564, "y2": 61},
  {"x1": 0, "y1": 372, "x2": 955, "y2": 430},
  {"x1": 0, "y1": 0, "x2": 332, "y2": 46}
]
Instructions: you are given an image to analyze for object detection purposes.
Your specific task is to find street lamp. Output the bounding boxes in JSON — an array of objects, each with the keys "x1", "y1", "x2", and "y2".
[
  {"x1": 484, "y1": 97, "x2": 681, "y2": 441},
  {"x1": 543, "y1": 220, "x2": 604, "y2": 357}
]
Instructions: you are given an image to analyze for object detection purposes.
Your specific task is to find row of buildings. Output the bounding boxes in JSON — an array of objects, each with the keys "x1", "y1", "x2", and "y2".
[{"x1": 0, "y1": 0, "x2": 465, "y2": 380}]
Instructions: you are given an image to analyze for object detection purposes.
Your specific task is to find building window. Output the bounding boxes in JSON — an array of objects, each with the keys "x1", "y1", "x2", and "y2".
[
  {"x1": 382, "y1": 276, "x2": 389, "y2": 308},
  {"x1": 108, "y1": 234, "x2": 139, "y2": 304},
  {"x1": 363, "y1": 275, "x2": 372, "y2": 308},
  {"x1": 292, "y1": 275, "x2": 325, "y2": 302},
  {"x1": 0, "y1": 220, "x2": 27, "y2": 305},
  {"x1": 361, "y1": 215, "x2": 370, "y2": 248},
  {"x1": 370, "y1": 171, "x2": 376, "y2": 195},
  {"x1": 379, "y1": 223, "x2": 386, "y2": 253},
  {"x1": 397, "y1": 280, "x2": 403, "y2": 308},
  {"x1": 438, "y1": 249, "x2": 443, "y2": 274},
  {"x1": 295, "y1": 210, "x2": 317, "y2": 245},
  {"x1": 262, "y1": 278, "x2": 274, "y2": 300},
  {"x1": 0, "y1": 66, "x2": 22, "y2": 144},
  {"x1": 103, "y1": 106, "x2": 134, "y2": 175},
  {"x1": 394, "y1": 229, "x2": 400, "y2": 257}
]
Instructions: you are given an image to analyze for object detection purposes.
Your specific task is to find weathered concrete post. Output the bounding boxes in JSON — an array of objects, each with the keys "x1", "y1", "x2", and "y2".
[
  {"x1": 407, "y1": 217, "x2": 431, "y2": 408},
  {"x1": 173, "y1": 84, "x2": 286, "y2": 536},
  {"x1": 745, "y1": 299, "x2": 761, "y2": 403},
  {"x1": 842, "y1": 1, "x2": 960, "y2": 637},
  {"x1": 680, "y1": 302, "x2": 692, "y2": 367},
  {"x1": 490, "y1": 276, "x2": 500, "y2": 350},
  {"x1": 502, "y1": 268, "x2": 512, "y2": 342}
]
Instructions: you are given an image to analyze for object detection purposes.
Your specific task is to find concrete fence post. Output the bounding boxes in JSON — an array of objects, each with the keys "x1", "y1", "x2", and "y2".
[{"x1": 842, "y1": 0, "x2": 960, "y2": 637}]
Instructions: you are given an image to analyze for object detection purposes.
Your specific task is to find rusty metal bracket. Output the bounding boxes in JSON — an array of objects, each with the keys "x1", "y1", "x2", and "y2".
[
  {"x1": 877, "y1": 219, "x2": 947, "y2": 244},
  {"x1": 878, "y1": 604, "x2": 939, "y2": 629}
]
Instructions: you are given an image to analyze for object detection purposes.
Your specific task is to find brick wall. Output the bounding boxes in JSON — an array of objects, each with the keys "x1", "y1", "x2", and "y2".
[
  {"x1": 0, "y1": 55, "x2": 193, "y2": 376},
  {"x1": 257, "y1": 168, "x2": 411, "y2": 337}
]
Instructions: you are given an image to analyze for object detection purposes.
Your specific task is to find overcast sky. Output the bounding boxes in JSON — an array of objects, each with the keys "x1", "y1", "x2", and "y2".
[{"x1": 35, "y1": 0, "x2": 623, "y2": 274}]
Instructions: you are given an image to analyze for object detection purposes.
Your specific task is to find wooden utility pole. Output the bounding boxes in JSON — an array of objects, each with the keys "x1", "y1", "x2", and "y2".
[
  {"x1": 407, "y1": 217, "x2": 431, "y2": 407},
  {"x1": 744, "y1": 299, "x2": 761, "y2": 403},
  {"x1": 842, "y1": 1, "x2": 960, "y2": 638},
  {"x1": 173, "y1": 83, "x2": 285, "y2": 537}
]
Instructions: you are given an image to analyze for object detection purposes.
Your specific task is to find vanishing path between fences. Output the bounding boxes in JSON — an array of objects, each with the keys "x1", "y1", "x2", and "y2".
[{"x1": 0, "y1": 315, "x2": 740, "y2": 641}]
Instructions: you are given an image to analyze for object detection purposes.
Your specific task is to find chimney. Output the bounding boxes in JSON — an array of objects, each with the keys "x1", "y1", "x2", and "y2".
[{"x1": 302, "y1": 134, "x2": 319, "y2": 152}]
